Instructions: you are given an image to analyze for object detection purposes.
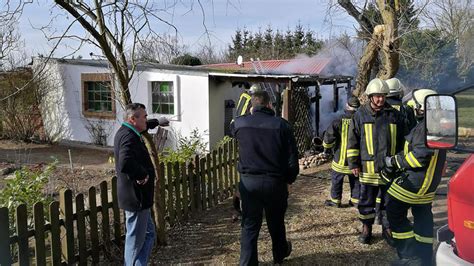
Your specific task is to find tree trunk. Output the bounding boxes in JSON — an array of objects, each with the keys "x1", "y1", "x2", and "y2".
[
  {"x1": 376, "y1": 0, "x2": 400, "y2": 79},
  {"x1": 143, "y1": 133, "x2": 167, "y2": 245},
  {"x1": 353, "y1": 25, "x2": 385, "y2": 97}
]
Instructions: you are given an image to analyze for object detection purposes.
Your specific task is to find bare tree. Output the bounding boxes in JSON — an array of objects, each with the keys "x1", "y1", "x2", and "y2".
[
  {"x1": 329, "y1": 0, "x2": 427, "y2": 96},
  {"x1": 0, "y1": 1, "x2": 30, "y2": 70},
  {"x1": 136, "y1": 33, "x2": 187, "y2": 64},
  {"x1": 51, "y1": 0, "x2": 188, "y2": 245},
  {"x1": 422, "y1": 0, "x2": 473, "y2": 77}
]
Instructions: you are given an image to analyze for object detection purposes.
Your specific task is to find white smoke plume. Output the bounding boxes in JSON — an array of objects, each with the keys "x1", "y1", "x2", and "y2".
[{"x1": 273, "y1": 39, "x2": 364, "y2": 136}]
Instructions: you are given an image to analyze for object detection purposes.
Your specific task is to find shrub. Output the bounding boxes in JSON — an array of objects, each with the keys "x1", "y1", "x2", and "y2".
[
  {"x1": 160, "y1": 128, "x2": 207, "y2": 164},
  {"x1": 0, "y1": 160, "x2": 57, "y2": 228}
]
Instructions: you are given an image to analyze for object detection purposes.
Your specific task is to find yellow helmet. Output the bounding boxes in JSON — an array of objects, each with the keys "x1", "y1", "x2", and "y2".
[
  {"x1": 413, "y1": 89, "x2": 437, "y2": 111},
  {"x1": 385, "y1": 78, "x2": 405, "y2": 98},
  {"x1": 365, "y1": 78, "x2": 389, "y2": 96}
]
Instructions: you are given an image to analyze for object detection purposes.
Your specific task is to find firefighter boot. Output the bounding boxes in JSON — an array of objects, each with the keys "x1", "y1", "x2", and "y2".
[
  {"x1": 358, "y1": 224, "x2": 372, "y2": 244},
  {"x1": 382, "y1": 227, "x2": 396, "y2": 247},
  {"x1": 324, "y1": 199, "x2": 341, "y2": 208}
]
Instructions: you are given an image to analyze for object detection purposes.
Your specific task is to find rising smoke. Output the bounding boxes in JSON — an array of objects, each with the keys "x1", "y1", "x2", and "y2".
[{"x1": 272, "y1": 39, "x2": 364, "y2": 136}]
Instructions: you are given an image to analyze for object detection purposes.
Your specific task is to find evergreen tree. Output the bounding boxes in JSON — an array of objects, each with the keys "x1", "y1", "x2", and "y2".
[
  {"x1": 274, "y1": 30, "x2": 285, "y2": 59},
  {"x1": 293, "y1": 22, "x2": 305, "y2": 54},
  {"x1": 263, "y1": 25, "x2": 274, "y2": 58},
  {"x1": 253, "y1": 29, "x2": 264, "y2": 59},
  {"x1": 284, "y1": 28, "x2": 294, "y2": 58}
]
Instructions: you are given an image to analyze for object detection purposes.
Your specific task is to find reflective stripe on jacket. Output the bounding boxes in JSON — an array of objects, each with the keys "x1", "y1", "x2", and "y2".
[
  {"x1": 323, "y1": 113, "x2": 353, "y2": 174},
  {"x1": 388, "y1": 120, "x2": 447, "y2": 204},
  {"x1": 386, "y1": 97, "x2": 417, "y2": 132},
  {"x1": 235, "y1": 92, "x2": 252, "y2": 117},
  {"x1": 347, "y1": 103, "x2": 407, "y2": 185}
]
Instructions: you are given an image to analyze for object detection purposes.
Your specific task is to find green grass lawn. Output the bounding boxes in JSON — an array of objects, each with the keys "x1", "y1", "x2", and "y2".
[{"x1": 455, "y1": 89, "x2": 474, "y2": 129}]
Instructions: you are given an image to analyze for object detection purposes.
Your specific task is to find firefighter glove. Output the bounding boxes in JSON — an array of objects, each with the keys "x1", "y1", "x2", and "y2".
[{"x1": 380, "y1": 166, "x2": 396, "y2": 183}]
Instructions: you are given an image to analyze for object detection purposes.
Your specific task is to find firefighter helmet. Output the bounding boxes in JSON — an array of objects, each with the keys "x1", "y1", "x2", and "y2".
[
  {"x1": 413, "y1": 89, "x2": 437, "y2": 111},
  {"x1": 386, "y1": 78, "x2": 405, "y2": 98},
  {"x1": 365, "y1": 78, "x2": 389, "y2": 96},
  {"x1": 347, "y1": 96, "x2": 360, "y2": 108},
  {"x1": 249, "y1": 84, "x2": 263, "y2": 94}
]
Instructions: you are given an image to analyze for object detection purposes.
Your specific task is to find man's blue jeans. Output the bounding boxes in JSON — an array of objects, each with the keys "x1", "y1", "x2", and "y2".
[{"x1": 124, "y1": 208, "x2": 156, "y2": 266}]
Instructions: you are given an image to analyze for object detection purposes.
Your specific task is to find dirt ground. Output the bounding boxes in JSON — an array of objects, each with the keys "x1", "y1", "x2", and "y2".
[
  {"x1": 152, "y1": 165, "x2": 400, "y2": 265},
  {"x1": 0, "y1": 140, "x2": 463, "y2": 265},
  {"x1": 0, "y1": 140, "x2": 114, "y2": 193}
]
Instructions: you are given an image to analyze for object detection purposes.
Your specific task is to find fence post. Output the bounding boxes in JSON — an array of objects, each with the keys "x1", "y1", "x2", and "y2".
[
  {"x1": 111, "y1": 177, "x2": 122, "y2": 247},
  {"x1": 59, "y1": 189, "x2": 75, "y2": 265},
  {"x1": 174, "y1": 162, "x2": 182, "y2": 222},
  {"x1": 232, "y1": 139, "x2": 239, "y2": 190},
  {"x1": 200, "y1": 158, "x2": 207, "y2": 210},
  {"x1": 0, "y1": 207, "x2": 11, "y2": 266},
  {"x1": 75, "y1": 194, "x2": 87, "y2": 265},
  {"x1": 49, "y1": 201, "x2": 61, "y2": 266},
  {"x1": 205, "y1": 153, "x2": 213, "y2": 208},
  {"x1": 212, "y1": 150, "x2": 218, "y2": 206},
  {"x1": 100, "y1": 181, "x2": 111, "y2": 245},
  {"x1": 88, "y1": 187, "x2": 100, "y2": 263},
  {"x1": 155, "y1": 162, "x2": 167, "y2": 245},
  {"x1": 33, "y1": 202, "x2": 47, "y2": 266},
  {"x1": 193, "y1": 155, "x2": 202, "y2": 211},
  {"x1": 181, "y1": 163, "x2": 189, "y2": 220},
  {"x1": 223, "y1": 142, "x2": 230, "y2": 198},
  {"x1": 188, "y1": 162, "x2": 196, "y2": 216},
  {"x1": 167, "y1": 162, "x2": 175, "y2": 226},
  {"x1": 16, "y1": 204, "x2": 29, "y2": 266},
  {"x1": 218, "y1": 147, "x2": 224, "y2": 202}
]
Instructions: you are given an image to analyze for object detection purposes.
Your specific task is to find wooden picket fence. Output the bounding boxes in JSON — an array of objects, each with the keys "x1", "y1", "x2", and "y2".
[
  {"x1": 156, "y1": 139, "x2": 239, "y2": 228},
  {"x1": 0, "y1": 177, "x2": 122, "y2": 265},
  {"x1": 0, "y1": 139, "x2": 239, "y2": 265}
]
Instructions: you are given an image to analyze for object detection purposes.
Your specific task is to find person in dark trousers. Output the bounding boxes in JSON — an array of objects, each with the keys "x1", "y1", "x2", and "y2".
[
  {"x1": 382, "y1": 89, "x2": 446, "y2": 266},
  {"x1": 115, "y1": 103, "x2": 156, "y2": 266},
  {"x1": 231, "y1": 91, "x2": 299, "y2": 266},
  {"x1": 323, "y1": 96, "x2": 361, "y2": 208},
  {"x1": 347, "y1": 78, "x2": 407, "y2": 245}
]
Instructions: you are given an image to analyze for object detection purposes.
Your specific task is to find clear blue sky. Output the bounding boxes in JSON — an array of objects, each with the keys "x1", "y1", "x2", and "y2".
[{"x1": 18, "y1": 0, "x2": 357, "y2": 59}]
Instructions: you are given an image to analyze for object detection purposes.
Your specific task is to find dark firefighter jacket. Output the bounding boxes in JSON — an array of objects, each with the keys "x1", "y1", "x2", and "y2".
[
  {"x1": 347, "y1": 103, "x2": 407, "y2": 185},
  {"x1": 235, "y1": 92, "x2": 252, "y2": 117},
  {"x1": 230, "y1": 106, "x2": 299, "y2": 184},
  {"x1": 323, "y1": 113, "x2": 353, "y2": 174},
  {"x1": 386, "y1": 120, "x2": 447, "y2": 204},
  {"x1": 386, "y1": 97, "x2": 417, "y2": 132}
]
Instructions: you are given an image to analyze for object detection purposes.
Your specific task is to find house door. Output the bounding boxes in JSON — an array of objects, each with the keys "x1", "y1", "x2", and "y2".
[{"x1": 224, "y1": 100, "x2": 235, "y2": 136}]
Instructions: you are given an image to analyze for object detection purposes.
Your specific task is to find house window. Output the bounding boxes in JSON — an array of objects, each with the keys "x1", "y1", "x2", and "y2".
[
  {"x1": 151, "y1": 81, "x2": 174, "y2": 115},
  {"x1": 82, "y1": 73, "x2": 115, "y2": 119},
  {"x1": 85, "y1": 81, "x2": 112, "y2": 112}
]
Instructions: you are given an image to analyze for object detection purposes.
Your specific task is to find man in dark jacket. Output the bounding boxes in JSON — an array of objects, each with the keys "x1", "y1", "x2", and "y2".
[
  {"x1": 115, "y1": 103, "x2": 156, "y2": 266},
  {"x1": 231, "y1": 91, "x2": 299, "y2": 266}
]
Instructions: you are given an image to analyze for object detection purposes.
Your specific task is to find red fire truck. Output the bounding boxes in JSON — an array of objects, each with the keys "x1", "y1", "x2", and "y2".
[{"x1": 424, "y1": 85, "x2": 474, "y2": 265}]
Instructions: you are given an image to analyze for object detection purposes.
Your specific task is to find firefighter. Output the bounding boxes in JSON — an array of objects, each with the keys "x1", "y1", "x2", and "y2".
[
  {"x1": 323, "y1": 96, "x2": 361, "y2": 208},
  {"x1": 235, "y1": 84, "x2": 262, "y2": 117},
  {"x1": 347, "y1": 78, "x2": 407, "y2": 244},
  {"x1": 385, "y1": 78, "x2": 417, "y2": 131},
  {"x1": 382, "y1": 89, "x2": 446, "y2": 266}
]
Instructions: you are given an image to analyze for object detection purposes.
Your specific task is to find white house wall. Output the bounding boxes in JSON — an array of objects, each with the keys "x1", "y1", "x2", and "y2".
[
  {"x1": 208, "y1": 79, "x2": 244, "y2": 147},
  {"x1": 128, "y1": 69, "x2": 210, "y2": 149},
  {"x1": 36, "y1": 59, "x2": 211, "y2": 148}
]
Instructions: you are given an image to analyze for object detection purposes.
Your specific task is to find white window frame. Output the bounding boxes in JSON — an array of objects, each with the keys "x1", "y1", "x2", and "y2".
[{"x1": 149, "y1": 76, "x2": 180, "y2": 121}]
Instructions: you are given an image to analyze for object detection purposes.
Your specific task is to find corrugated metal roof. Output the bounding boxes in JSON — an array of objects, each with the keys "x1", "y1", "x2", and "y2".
[{"x1": 202, "y1": 58, "x2": 331, "y2": 75}]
